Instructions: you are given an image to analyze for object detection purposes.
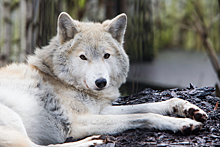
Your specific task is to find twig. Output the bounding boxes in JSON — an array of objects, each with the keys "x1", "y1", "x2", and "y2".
[
  {"x1": 190, "y1": 1, "x2": 220, "y2": 80},
  {"x1": 213, "y1": 101, "x2": 218, "y2": 111},
  {"x1": 208, "y1": 13, "x2": 220, "y2": 30},
  {"x1": 180, "y1": 24, "x2": 196, "y2": 32}
]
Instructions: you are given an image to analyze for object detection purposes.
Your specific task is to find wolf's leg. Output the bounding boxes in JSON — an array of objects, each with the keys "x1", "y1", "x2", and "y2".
[
  {"x1": 101, "y1": 98, "x2": 207, "y2": 122},
  {"x1": 48, "y1": 135, "x2": 103, "y2": 147},
  {"x1": 71, "y1": 113, "x2": 202, "y2": 138}
]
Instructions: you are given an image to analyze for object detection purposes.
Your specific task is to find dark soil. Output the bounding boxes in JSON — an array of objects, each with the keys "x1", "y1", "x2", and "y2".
[{"x1": 67, "y1": 84, "x2": 220, "y2": 146}]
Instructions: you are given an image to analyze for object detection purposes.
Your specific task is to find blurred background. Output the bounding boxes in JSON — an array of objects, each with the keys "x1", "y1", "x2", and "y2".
[{"x1": 1, "y1": 0, "x2": 220, "y2": 95}]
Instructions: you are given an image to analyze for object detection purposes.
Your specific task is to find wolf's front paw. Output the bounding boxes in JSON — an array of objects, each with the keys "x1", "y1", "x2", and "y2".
[
  {"x1": 178, "y1": 118, "x2": 202, "y2": 135},
  {"x1": 184, "y1": 106, "x2": 208, "y2": 123}
]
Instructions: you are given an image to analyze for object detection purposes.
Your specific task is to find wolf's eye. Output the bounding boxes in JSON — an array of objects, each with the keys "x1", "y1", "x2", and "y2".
[
  {"x1": 79, "y1": 55, "x2": 87, "y2": 60},
  {"x1": 104, "y1": 53, "x2": 110, "y2": 59}
]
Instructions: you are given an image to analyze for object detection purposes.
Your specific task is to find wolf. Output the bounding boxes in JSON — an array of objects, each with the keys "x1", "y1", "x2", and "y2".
[{"x1": 0, "y1": 12, "x2": 208, "y2": 147}]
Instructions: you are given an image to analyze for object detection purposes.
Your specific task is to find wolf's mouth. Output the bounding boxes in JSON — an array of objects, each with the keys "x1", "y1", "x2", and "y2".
[
  {"x1": 95, "y1": 88, "x2": 105, "y2": 91},
  {"x1": 84, "y1": 80, "x2": 90, "y2": 89}
]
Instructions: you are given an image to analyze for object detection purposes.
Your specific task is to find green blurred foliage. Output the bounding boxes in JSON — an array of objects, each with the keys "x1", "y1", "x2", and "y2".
[{"x1": 153, "y1": 0, "x2": 220, "y2": 52}]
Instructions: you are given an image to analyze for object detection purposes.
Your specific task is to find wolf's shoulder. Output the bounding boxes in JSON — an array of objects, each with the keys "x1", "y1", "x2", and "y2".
[
  {"x1": 0, "y1": 63, "x2": 44, "y2": 89},
  {"x1": 0, "y1": 63, "x2": 40, "y2": 79}
]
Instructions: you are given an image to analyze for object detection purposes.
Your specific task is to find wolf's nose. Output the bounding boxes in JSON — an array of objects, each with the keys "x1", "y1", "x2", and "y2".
[{"x1": 95, "y1": 78, "x2": 107, "y2": 89}]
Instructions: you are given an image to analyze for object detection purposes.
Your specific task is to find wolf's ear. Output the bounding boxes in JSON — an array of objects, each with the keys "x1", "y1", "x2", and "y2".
[
  {"x1": 58, "y1": 12, "x2": 80, "y2": 44},
  {"x1": 103, "y1": 13, "x2": 127, "y2": 44}
]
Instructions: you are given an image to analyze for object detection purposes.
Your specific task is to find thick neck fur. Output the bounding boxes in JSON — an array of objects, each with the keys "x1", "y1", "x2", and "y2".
[{"x1": 28, "y1": 36, "x2": 59, "y2": 77}]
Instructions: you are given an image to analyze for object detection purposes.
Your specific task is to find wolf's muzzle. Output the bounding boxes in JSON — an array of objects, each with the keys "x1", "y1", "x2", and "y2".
[{"x1": 95, "y1": 78, "x2": 107, "y2": 89}]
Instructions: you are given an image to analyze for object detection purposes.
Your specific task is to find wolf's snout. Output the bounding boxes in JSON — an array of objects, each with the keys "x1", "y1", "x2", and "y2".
[{"x1": 95, "y1": 78, "x2": 107, "y2": 89}]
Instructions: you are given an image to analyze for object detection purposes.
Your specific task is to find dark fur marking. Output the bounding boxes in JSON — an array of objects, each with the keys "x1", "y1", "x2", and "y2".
[
  {"x1": 173, "y1": 107, "x2": 177, "y2": 113},
  {"x1": 37, "y1": 83, "x2": 41, "y2": 88},
  {"x1": 184, "y1": 109, "x2": 187, "y2": 116},
  {"x1": 37, "y1": 84, "x2": 70, "y2": 134},
  {"x1": 62, "y1": 68, "x2": 69, "y2": 73},
  {"x1": 42, "y1": 61, "x2": 50, "y2": 69}
]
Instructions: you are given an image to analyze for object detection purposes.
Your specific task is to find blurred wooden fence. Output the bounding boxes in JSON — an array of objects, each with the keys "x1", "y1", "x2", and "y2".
[
  {"x1": 0, "y1": 0, "x2": 64, "y2": 66},
  {"x1": 0, "y1": 0, "x2": 154, "y2": 66},
  {"x1": 0, "y1": 0, "x2": 219, "y2": 67}
]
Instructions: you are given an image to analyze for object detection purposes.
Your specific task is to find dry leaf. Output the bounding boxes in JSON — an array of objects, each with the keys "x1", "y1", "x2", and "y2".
[{"x1": 213, "y1": 101, "x2": 219, "y2": 111}]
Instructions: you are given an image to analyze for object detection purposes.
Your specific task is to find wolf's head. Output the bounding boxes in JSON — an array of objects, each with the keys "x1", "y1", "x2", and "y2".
[{"x1": 29, "y1": 12, "x2": 129, "y2": 96}]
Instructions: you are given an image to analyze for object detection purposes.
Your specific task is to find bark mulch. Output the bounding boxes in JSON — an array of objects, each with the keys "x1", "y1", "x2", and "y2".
[{"x1": 96, "y1": 83, "x2": 220, "y2": 147}]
